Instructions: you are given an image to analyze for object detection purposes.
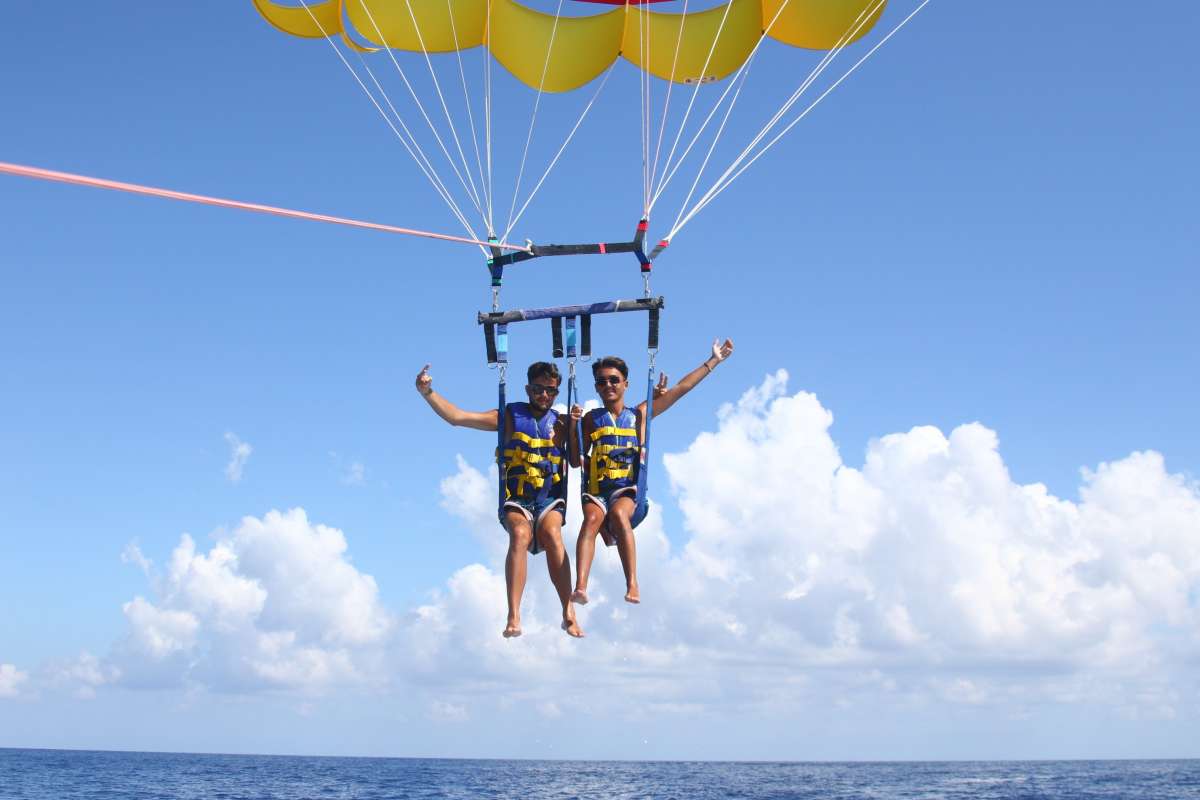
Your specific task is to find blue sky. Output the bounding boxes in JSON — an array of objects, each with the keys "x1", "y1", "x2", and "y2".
[{"x1": 2, "y1": 1, "x2": 1199, "y2": 759}]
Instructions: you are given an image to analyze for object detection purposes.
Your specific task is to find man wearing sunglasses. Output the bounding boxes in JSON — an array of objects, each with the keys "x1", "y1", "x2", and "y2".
[
  {"x1": 416, "y1": 361, "x2": 582, "y2": 639},
  {"x1": 569, "y1": 338, "x2": 735, "y2": 606}
]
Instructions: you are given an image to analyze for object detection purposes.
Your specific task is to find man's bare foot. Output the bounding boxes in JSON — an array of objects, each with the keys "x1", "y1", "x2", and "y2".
[
  {"x1": 570, "y1": 589, "x2": 589, "y2": 605},
  {"x1": 502, "y1": 620, "x2": 522, "y2": 638},
  {"x1": 561, "y1": 618, "x2": 585, "y2": 638},
  {"x1": 624, "y1": 585, "x2": 640, "y2": 604}
]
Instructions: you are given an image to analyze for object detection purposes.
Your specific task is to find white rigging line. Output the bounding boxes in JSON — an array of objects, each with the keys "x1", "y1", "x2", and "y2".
[
  {"x1": 505, "y1": 62, "x2": 619, "y2": 237},
  {"x1": 445, "y1": 0, "x2": 493, "y2": 233},
  {"x1": 353, "y1": 51, "x2": 482, "y2": 239},
  {"x1": 484, "y1": 0, "x2": 495, "y2": 237},
  {"x1": 668, "y1": 0, "x2": 932, "y2": 241},
  {"x1": 647, "y1": 0, "x2": 690, "y2": 207},
  {"x1": 646, "y1": 0, "x2": 736, "y2": 210},
  {"x1": 640, "y1": 1, "x2": 653, "y2": 215},
  {"x1": 656, "y1": 0, "x2": 877, "y2": 221},
  {"x1": 649, "y1": 0, "x2": 854, "y2": 214},
  {"x1": 668, "y1": 62, "x2": 752, "y2": 235},
  {"x1": 502, "y1": 0, "x2": 567, "y2": 241},
  {"x1": 356, "y1": 0, "x2": 489, "y2": 227},
  {"x1": 391, "y1": 0, "x2": 488, "y2": 218},
  {"x1": 707, "y1": 0, "x2": 884, "y2": 190},
  {"x1": 295, "y1": 0, "x2": 483, "y2": 250}
]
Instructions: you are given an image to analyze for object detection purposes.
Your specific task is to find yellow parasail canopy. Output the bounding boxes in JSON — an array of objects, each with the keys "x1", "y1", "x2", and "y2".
[{"x1": 252, "y1": 0, "x2": 886, "y2": 92}]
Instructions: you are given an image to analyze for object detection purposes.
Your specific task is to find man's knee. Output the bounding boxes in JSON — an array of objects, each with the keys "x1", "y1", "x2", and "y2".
[
  {"x1": 536, "y1": 520, "x2": 564, "y2": 552},
  {"x1": 508, "y1": 521, "x2": 533, "y2": 550},
  {"x1": 607, "y1": 507, "x2": 632, "y2": 532},
  {"x1": 580, "y1": 503, "x2": 606, "y2": 532}
]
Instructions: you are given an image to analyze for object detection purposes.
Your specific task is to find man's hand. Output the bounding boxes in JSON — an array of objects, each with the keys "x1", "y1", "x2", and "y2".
[
  {"x1": 415, "y1": 364, "x2": 433, "y2": 397},
  {"x1": 653, "y1": 372, "x2": 669, "y2": 398},
  {"x1": 569, "y1": 404, "x2": 584, "y2": 423},
  {"x1": 711, "y1": 338, "x2": 734, "y2": 363}
]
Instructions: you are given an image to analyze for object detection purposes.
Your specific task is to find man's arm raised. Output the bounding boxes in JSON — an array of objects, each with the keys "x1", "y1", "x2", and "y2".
[
  {"x1": 415, "y1": 364, "x2": 499, "y2": 431},
  {"x1": 645, "y1": 338, "x2": 734, "y2": 418}
]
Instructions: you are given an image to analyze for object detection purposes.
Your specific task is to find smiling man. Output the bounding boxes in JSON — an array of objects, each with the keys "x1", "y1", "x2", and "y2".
[
  {"x1": 570, "y1": 339, "x2": 734, "y2": 606},
  {"x1": 416, "y1": 362, "x2": 582, "y2": 639}
]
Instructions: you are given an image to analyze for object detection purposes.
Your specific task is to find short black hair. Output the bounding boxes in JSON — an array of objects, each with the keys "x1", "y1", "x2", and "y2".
[
  {"x1": 591, "y1": 356, "x2": 628, "y2": 381},
  {"x1": 527, "y1": 361, "x2": 561, "y2": 385}
]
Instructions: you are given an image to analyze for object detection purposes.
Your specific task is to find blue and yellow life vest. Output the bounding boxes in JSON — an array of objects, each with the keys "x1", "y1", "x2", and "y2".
[
  {"x1": 502, "y1": 402, "x2": 564, "y2": 503},
  {"x1": 585, "y1": 406, "x2": 641, "y2": 496}
]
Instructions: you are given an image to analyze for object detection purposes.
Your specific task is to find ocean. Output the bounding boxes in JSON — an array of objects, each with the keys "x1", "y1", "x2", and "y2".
[{"x1": 1, "y1": 749, "x2": 1198, "y2": 799}]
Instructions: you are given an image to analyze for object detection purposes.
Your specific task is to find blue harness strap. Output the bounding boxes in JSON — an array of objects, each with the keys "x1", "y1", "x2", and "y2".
[
  {"x1": 631, "y1": 362, "x2": 654, "y2": 529},
  {"x1": 565, "y1": 316, "x2": 580, "y2": 527},
  {"x1": 494, "y1": 323, "x2": 509, "y2": 516}
]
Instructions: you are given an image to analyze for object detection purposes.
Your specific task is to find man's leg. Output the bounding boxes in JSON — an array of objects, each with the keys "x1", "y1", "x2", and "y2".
[
  {"x1": 572, "y1": 501, "x2": 608, "y2": 604},
  {"x1": 504, "y1": 510, "x2": 533, "y2": 637},
  {"x1": 607, "y1": 496, "x2": 639, "y2": 604},
  {"x1": 536, "y1": 508, "x2": 583, "y2": 638}
]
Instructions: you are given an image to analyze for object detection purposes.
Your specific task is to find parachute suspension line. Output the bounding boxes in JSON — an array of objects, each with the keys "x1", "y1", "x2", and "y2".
[
  {"x1": 647, "y1": 0, "x2": 690, "y2": 203},
  {"x1": 505, "y1": 62, "x2": 619, "y2": 239},
  {"x1": 383, "y1": 0, "x2": 487, "y2": 222},
  {"x1": 295, "y1": 0, "x2": 483, "y2": 248},
  {"x1": 668, "y1": 63, "x2": 753, "y2": 237},
  {"x1": 646, "y1": 0, "x2": 736, "y2": 209},
  {"x1": 638, "y1": 0, "x2": 653, "y2": 216},
  {"x1": 670, "y1": 0, "x2": 932, "y2": 241},
  {"x1": 646, "y1": 0, "x2": 797, "y2": 213},
  {"x1": 501, "y1": 0, "x2": 566, "y2": 244},
  {"x1": 484, "y1": 0, "x2": 495, "y2": 236},
  {"x1": 351, "y1": 51, "x2": 482, "y2": 243},
  {"x1": 502, "y1": 0, "x2": 567, "y2": 242},
  {"x1": 356, "y1": 0, "x2": 488, "y2": 227},
  {"x1": 446, "y1": 0, "x2": 493, "y2": 233},
  {"x1": 655, "y1": 0, "x2": 884, "y2": 242},
  {"x1": 710, "y1": 0, "x2": 885, "y2": 185}
]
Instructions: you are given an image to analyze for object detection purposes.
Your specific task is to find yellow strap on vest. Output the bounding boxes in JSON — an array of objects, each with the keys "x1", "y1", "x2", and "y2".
[
  {"x1": 590, "y1": 425, "x2": 637, "y2": 442},
  {"x1": 509, "y1": 430, "x2": 555, "y2": 449}
]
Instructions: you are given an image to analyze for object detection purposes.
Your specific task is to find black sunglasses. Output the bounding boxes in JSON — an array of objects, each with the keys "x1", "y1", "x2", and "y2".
[
  {"x1": 527, "y1": 384, "x2": 559, "y2": 396},
  {"x1": 594, "y1": 375, "x2": 623, "y2": 387}
]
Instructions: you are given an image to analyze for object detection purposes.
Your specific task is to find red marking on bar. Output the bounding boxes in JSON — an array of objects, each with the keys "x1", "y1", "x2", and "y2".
[
  {"x1": 598, "y1": 243, "x2": 607, "y2": 254},
  {"x1": 637, "y1": 220, "x2": 648, "y2": 231},
  {"x1": 657, "y1": 240, "x2": 670, "y2": 248}
]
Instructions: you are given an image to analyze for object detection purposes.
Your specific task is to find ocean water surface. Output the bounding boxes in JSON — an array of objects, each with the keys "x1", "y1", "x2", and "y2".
[{"x1": 2, "y1": 749, "x2": 1198, "y2": 799}]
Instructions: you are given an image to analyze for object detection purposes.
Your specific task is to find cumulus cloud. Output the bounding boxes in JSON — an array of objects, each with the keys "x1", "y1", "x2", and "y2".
[
  {"x1": 224, "y1": 432, "x2": 252, "y2": 483},
  {"x1": 0, "y1": 663, "x2": 29, "y2": 698},
  {"x1": 112, "y1": 509, "x2": 393, "y2": 693},
  {"x1": 42, "y1": 652, "x2": 120, "y2": 699},
  {"x1": 67, "y1": 371, "x2": 1200, "y2": 720},
  {"x1": 407, "y1": 370, "x2": 1200, "y2": 717},
  {"x1": 329, "y1": 452, "x2": 367, "y2": 486}
]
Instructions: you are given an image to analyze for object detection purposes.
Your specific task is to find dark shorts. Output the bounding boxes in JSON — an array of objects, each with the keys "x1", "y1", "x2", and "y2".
[
  {"x1": 500, "y1": 497, "x2": 566, "y2": 555},
  {"x1": 582, "y1": 487, "x2": 638, "y2": 547}
]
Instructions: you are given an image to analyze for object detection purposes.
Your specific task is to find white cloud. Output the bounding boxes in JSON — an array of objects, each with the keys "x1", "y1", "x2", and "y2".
[
  {"x1": 224, "y1": 432, "x2": 252, "y2": 483},
  {"x1": 428, "y1": 700, "x2": 469, "y2": 722},
  {"x1": 42, "y1": 652, "x2": 120, "y2": 699},
  {"x1": 121, "y1": 541, "x2": 152, "y2": 575},
  {"x1": 113, "y1": 509, "x2": 392, "y2": 692},
  {"x1": 342, "y1": 462, "x2": 366, "y2": 485},
  {"x1": 70, "y1": 371, "x2": 1200, "y2": 722},
  {"x1": 329, "y1": 452, "x2": 367, "y2": 486},
  {"x1": 0, "y1": 663, "x2": 29, "y2": 698},
  {"x1": 407, "y1": 370, "x2": 1200, "y2": 717}
]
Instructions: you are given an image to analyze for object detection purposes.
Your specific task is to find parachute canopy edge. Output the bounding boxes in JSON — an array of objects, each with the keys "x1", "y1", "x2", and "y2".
[{"x1": 253, "y1": 0, "x2": 888, "y2": 91}]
